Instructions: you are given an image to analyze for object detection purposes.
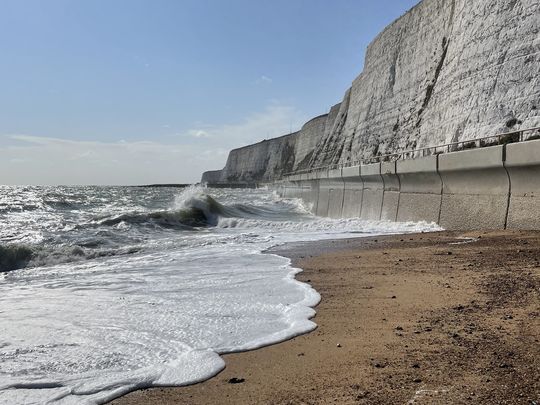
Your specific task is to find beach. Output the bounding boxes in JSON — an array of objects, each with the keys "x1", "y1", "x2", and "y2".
[{"x1": 111, "y1": 230, "x2": 540, "y2": 404}]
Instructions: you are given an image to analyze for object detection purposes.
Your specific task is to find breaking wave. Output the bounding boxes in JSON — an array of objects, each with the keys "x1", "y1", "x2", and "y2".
[
  {"x1": 0, "y1": 244, "x2": 34, "y2": 272},
  {"x1": 0, "y1": 186, "x2": 312, "y2": 273},
  {"x1": 0, "y1": 243, "x2": 142, "y2": 273},
  {"x1": 96, "y1": 188, "x2": 309, "y2": 230}
]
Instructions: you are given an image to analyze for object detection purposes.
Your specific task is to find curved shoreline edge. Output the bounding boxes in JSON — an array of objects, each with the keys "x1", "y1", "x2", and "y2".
[{"x1": 111, "y1": 230, "x2": 540, "y2": 404}]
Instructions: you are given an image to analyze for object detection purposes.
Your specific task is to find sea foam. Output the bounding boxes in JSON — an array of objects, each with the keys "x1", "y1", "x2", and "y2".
[{"x1": 0, "y1": 186, "x2": 440, "y2": 404}]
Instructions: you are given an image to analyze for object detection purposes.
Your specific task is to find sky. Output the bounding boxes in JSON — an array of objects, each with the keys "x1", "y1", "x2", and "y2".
[{"x1": 0, "y1": 0, "x2": 419, "y2": 185}]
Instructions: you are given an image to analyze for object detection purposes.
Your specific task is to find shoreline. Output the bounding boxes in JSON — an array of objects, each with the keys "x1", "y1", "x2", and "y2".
[{"x1": 111, "y1": 230, "x2": 540, "y2": 404}]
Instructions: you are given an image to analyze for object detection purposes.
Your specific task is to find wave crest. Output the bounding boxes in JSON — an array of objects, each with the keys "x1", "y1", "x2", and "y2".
[
  {"x1": 97, "y1": 186, "x2": 309, "y2": 230},
  {"x1": 0, "y1": 244, "x2": 34, "y2": 272},
  {"x1": 0, "y1": 243, "x2": 142, "y2": 273}
]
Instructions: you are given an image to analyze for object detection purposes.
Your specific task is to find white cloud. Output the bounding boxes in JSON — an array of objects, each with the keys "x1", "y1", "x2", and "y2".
[
  {"x1": 187, "y1": 130, "x2": 211, "y2": 138},
  {"x1": 182, "y1": 103, "x2": 306, "y2": 147},
  {"x1": 256, "y1": 75, "x2": 273, "y2": 85},
  {"x1": 0, "y1": 103, "x2": 308, "y2": 185}
]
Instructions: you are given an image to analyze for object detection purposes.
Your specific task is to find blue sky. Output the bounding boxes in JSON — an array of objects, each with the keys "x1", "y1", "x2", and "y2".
[{"x1": 0, "y1": 0, "x2": 419, "y2": 185}]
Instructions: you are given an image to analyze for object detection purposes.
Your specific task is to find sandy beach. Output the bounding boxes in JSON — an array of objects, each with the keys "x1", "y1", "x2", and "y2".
[{"x1": 111, "y1": 230, "x2": 540, "y2": 404}]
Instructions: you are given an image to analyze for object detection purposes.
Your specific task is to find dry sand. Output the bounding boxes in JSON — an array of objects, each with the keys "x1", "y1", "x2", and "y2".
[{"x1": 110, "y1": 230, "x2": 540, "y2": 404}]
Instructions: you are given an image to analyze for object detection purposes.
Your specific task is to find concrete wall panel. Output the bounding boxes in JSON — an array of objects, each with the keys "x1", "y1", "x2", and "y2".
[
  {"x1": 398, "y1": 194, "x2": 442, "y2": 224},
  {"x1": 315, "y1": 170, "x2": 330, "y2": 217},
  {"x1": 438, "y1": 146, "x2": 509, "y2": 230},
  {"x1": 286, "y1": 182, "x2": 304, "y2": 199},
  {"x1": 381, "y1": 192, "x2": 400, "y2": 221},
  {"x1": 326, "y1": 169, "x2": 345, "y2": 218},
  {"x1": 301, "y1": 180, "x2": 319, "y2": 214},
  {"x1": 381, "y1": 161, "x2": 400, "y2": 221},
  {"x1": 360, "y1": 163, "x2": 383, "y2": 220},
  {"x1": 341, "y1": 166, "x2": 363, "y2": 218},
  {"x1": 440, "y1": 194, "x2": 508, "y2": 230},
  {"x1": 505, "y1": 139, "x2": 540, "y2": 229},
  {"x1": 397, "y1": 155, "x2": 442, "y2": 223}
]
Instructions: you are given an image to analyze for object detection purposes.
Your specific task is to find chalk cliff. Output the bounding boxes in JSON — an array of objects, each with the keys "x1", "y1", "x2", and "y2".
[
  {"x1": 202, "y1": 0, "x2": 540, "y2": 184},
  {"x1": 210, "y1": 106, "x2": 341, "y2": 183}
]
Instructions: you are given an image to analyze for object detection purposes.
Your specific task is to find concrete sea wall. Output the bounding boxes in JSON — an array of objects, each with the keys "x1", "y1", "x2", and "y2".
[{"x1": 276, "y1": 139, "x2": 540, "y2": 231}]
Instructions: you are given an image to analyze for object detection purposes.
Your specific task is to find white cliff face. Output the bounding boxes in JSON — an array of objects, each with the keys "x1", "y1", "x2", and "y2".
[
  {"x1": 203, "y1": 0, "x2": 540, "y2": 183},
  {"x1": 215, "y1": 110, "x2": 340, "y2": 183},
  {"x1": 311, "y1": 0, "x2": 540, "y2": 167}
]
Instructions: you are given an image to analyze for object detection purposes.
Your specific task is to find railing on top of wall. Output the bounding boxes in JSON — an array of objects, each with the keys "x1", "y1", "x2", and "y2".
[{"x1": 282, "y1": 126, "x2": 540, "y2": 177}]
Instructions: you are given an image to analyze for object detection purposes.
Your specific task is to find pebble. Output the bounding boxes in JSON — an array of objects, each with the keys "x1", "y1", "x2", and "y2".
[{"x1": 228, "y1": 377, "x2": 245, "y2": 384}]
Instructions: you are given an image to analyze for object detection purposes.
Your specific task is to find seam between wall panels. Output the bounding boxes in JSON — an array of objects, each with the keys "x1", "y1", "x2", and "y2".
[
  {"x1": 394, "y1": 164, "x2": 402, "y2": 222},
  {"x1": 379, "y1": 167, "x2": 385, "y2": 221},
  {"x1": 325, "y1": 182, "x2": 331, "y2": 217},
  {"x1": 339, "y1": 176, "x2": 346, "y2": 218},
  {"x1": 502, "y1": 145, "x2": 512, "y2": 230},
  {"x1": 313, "y1": 180, "x2": 320, "y2": 215},
  {"x1": 436, "y1": 154, "x2": 444, "y2": 225},
  {"x1": 359, "y1": 170, "x2": 366, "y2": 219},
  {"x1": 358, "y1": 173, "x2": 365, "y2": 218}
]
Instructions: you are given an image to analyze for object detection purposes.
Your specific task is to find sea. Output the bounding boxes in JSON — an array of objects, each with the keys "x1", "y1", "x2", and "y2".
[{"x1": 0, "y1": 185, "x2": 440, "y2": 404}]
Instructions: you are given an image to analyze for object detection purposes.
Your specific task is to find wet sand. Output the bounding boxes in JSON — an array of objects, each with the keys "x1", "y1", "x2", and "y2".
[{"x1": 111, "y1": 230, "x2": 540, "y2": 404}]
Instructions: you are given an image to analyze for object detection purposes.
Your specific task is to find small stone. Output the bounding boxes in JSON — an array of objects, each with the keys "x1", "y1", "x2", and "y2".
[
  {"x1": 337, "y1": 343, "x2": 342, "y2": 347},
  {"x1": 228, "y1": 377, "x2": 245, "y2": 384},
  {"x1": 356, "y1": 391, "x2": 369, "y2": 399},
  {"x1": 413, "y1": 378, "x2": 422, "y2": 383}
]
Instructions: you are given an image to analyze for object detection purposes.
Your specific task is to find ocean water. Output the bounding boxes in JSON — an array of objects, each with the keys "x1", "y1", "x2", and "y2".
[{"x1": 0, "y1": 185, "x2": 440, "y2": 404}]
